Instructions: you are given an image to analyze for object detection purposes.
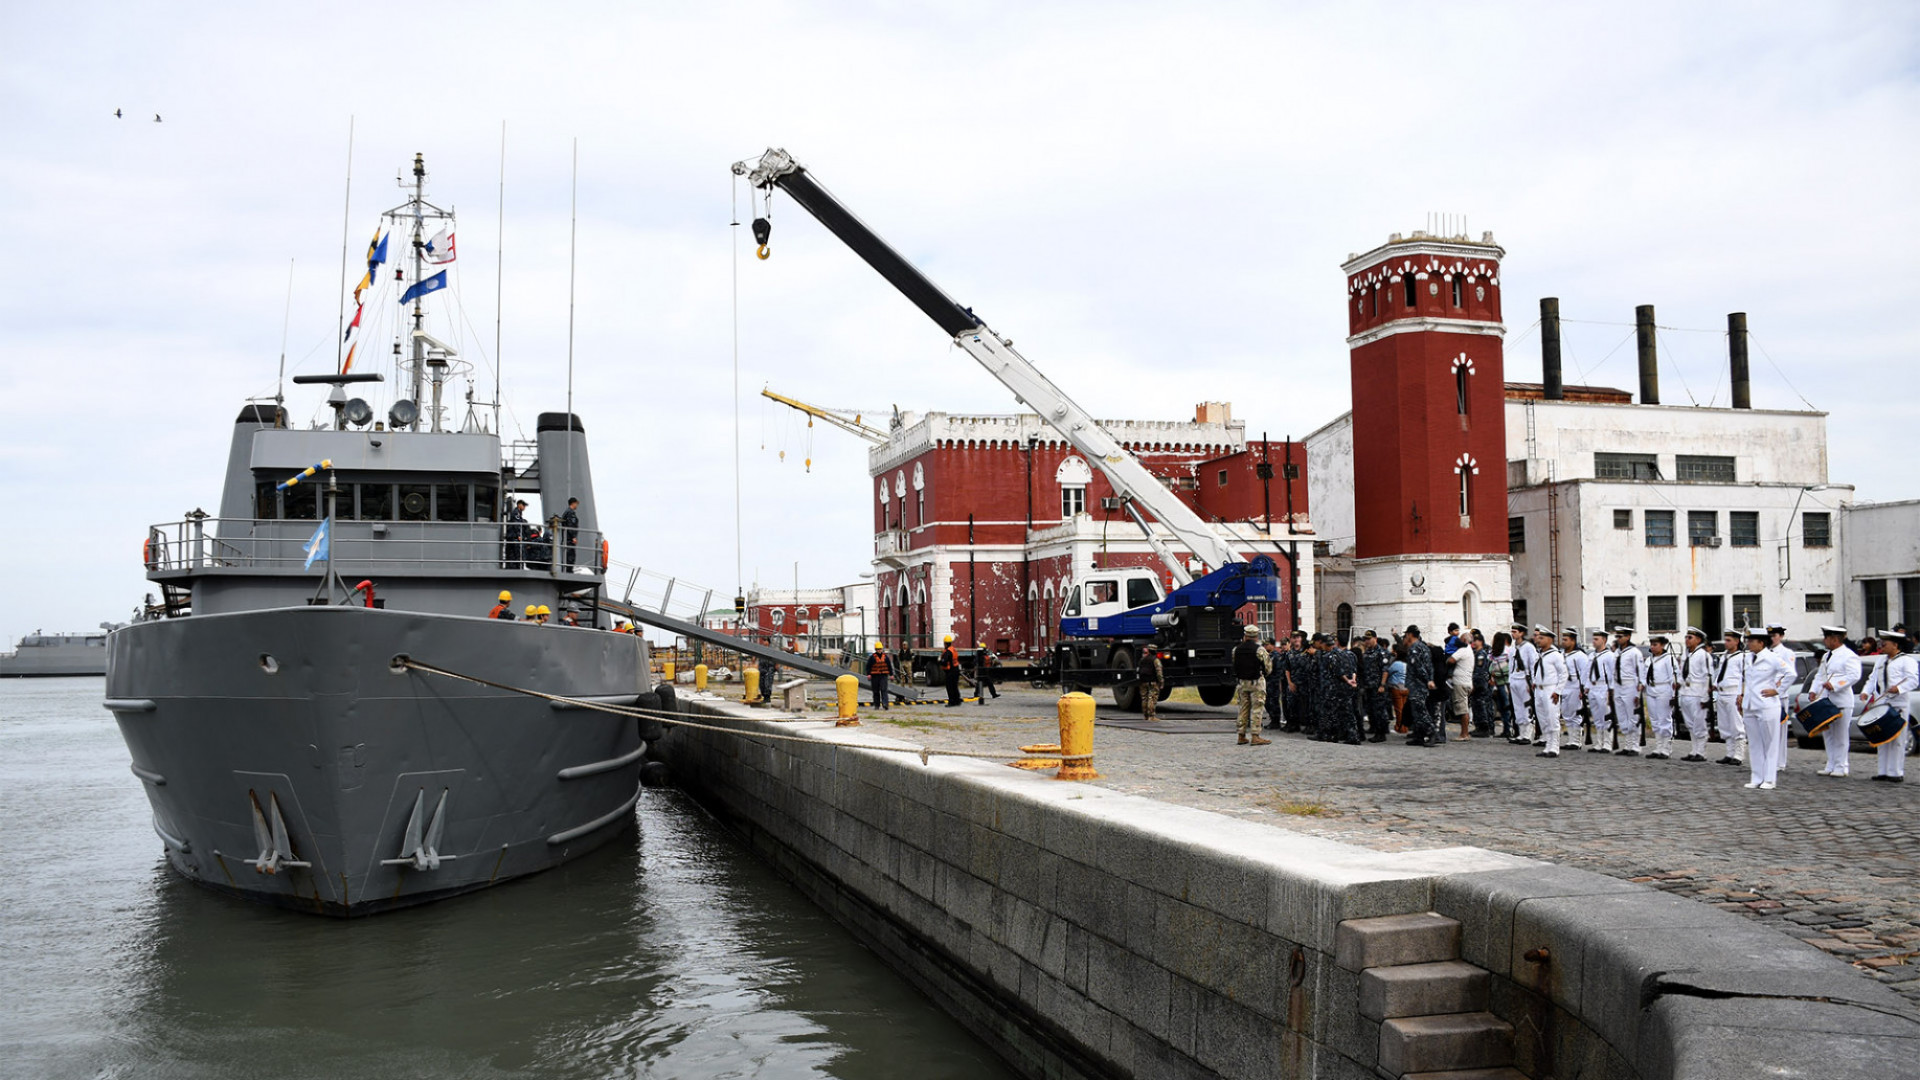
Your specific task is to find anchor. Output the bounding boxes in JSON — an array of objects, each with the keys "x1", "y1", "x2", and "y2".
[
  {"x1": 381, "y1": 788, "x2": 456, "y2": 871},
  {"x1": 244, "y1": 790, "x2": 311, "y2": 874}
]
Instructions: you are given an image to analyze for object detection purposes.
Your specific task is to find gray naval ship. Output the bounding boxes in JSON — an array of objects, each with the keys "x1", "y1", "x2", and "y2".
[
  {"x1": 0, "y1": 628, "x2": 114, "y2": 676},
  {"x1": 106, "y1": 155, "x2": 661, "y2": 916}
]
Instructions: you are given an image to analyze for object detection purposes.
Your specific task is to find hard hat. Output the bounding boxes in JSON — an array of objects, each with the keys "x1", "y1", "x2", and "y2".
[
  {"x1": 536, "y1": 605, "x2": 552, "y2": 616},
  {"x1": 875, "y1": 641, "x2": 886, "y2": 649},
  {"x1": 498, "y1": 590, "x2": 512, "y2": 602},
  {"x1": 944, "y1": 634, "x2": 954, "y2": 643},
  {"x1": 524, "y1": 605, "x2": 538, "y2": 616}
]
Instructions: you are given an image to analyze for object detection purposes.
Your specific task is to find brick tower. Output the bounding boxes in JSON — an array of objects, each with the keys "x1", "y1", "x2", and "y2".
[{"x1": 1342, "y1": 229, "x2": 1514, "y2": 635}]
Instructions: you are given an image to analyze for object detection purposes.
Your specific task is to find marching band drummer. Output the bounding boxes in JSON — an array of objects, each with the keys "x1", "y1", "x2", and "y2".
[
  {"x1": 1864, "y1": 631, "x2": 1916, "y2": 783},
  {"x1": 1714, "y1": 629, "x2": 1748, "y2": 765},
  {"x1": 1679, "y1": 628, "x2": 1715, "y2": 762},
  {"x1": 1812, "y1": 625, "x2": 1861, "y2": 778},
  {"x1": 1644, "y1": 635, "x2": 1679, "y2": 760},
  {"x1": 1740, "y1": 628, "x2": 1788, "y2": 790}
]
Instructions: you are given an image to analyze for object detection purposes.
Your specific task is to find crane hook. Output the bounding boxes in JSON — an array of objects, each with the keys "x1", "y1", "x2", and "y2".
[{"x1": 752, "y1": 217, "x2": 771, "y2": 260}]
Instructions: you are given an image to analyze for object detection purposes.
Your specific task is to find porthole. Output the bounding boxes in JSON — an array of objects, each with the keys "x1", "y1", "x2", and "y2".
[{"x1": 258, "y1": 654, "x2": 279, "y2": 674}]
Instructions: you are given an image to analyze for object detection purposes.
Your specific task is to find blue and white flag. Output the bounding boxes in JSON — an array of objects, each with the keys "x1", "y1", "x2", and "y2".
[
  {"x1": 303, "y1": 519, "x2": 331, "y2": 570},
  {"x1": 398, "y1": 270, "x2": 447, "y2": 305}
]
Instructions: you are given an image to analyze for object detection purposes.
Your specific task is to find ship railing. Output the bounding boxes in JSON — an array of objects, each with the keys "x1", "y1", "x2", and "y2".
[{"x1": 142, "y1": 517, "x2": 608, "y2": 578}]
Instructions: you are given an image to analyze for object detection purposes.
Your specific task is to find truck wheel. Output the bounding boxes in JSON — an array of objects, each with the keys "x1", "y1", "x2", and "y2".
[
  {"x1": 1059, "y1": 650, "x2": 1087, "y2": 695},
  {"x1": 1110, "y1": 647, "x2": 1140, "y2": 712},
  {"x1": 1198, "y1": 685, "x2": 1236, "y2": 708},
  {"x1": 1158, "y1": 683, "x2": 1173, "y2": 701}
]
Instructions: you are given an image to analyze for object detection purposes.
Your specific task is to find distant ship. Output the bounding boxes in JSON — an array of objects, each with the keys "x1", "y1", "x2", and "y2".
[
  {"x1": 0, "y1": 629, "x2": 114, "y2": 677},
  {"x1": 105, "y1": 153, "x2": 663, "y2": 917}
]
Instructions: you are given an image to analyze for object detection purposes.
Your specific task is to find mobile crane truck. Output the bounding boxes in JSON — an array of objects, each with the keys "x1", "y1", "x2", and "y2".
[{"x1": 734, "y1": 149, "x2": 1284, "y2": 711}]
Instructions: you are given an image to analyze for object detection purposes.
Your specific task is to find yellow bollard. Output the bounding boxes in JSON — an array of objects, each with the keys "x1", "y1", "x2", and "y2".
[
  {"x1": 694, "y1": 663, "x2": 708, "y2": 691},
  {"x1": 835, "y1": 674, "x2": 860, "y2": 726},
  {"x1": 744, "y1": 667, "x2": 759, "y2": 703},
  {"x1": 1055, "y1": 692, "x2": 1100, "y2": 781},
  {"x1": 663, "y1": 661, "x2": 676, "y2": 682}
]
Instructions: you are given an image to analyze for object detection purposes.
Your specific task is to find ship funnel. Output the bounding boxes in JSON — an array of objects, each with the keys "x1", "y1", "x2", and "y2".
[{"x1": 536, "y1": 412, "x2": 599, "y2": 554}]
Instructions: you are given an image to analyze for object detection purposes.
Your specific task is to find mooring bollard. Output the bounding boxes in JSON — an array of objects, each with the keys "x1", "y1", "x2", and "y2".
[
  {"x1": 835, "y1": 674, "x2": 860, "y2": 726},
  {"x1": 694, "y1": 663, "x2": 708, "y2": 691},
  {"x1": 1055, "y1": 692, "x2": 1100, "y2": 781},
  {"x1": 663, "y1": 661, "x2": 676, "y2": 682},
  {"x1": 744, "y1": 667, "x2": 759, "y2": 702}
]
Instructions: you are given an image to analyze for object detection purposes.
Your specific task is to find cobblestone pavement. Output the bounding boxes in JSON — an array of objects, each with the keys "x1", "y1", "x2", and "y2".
[{"x1": 802, "y1": 682, "x2": 1920, "y2": 1005}]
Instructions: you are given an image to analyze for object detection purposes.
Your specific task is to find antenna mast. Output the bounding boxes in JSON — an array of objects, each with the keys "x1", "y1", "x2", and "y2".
[{"x1": 408, "y1": 153, "x2": 427, "y2": 426}]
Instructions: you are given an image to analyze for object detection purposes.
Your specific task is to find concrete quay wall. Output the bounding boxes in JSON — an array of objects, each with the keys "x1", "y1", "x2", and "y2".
[{"x1": 656, "y1": 694, "x2": 1920, "y2": 1079}]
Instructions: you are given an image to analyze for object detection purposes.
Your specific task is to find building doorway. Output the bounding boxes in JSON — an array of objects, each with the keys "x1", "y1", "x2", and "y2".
[{"x1": 1688, "y1": 595, "x2": 1724, "y2": 641}]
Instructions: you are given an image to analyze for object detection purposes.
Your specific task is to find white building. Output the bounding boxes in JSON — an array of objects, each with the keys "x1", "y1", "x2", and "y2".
[{"x1": 1841, "y1": 500, "x2": 1920, "y2": 633}]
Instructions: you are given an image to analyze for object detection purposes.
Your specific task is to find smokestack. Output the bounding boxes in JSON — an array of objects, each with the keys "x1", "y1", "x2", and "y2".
[
  {"x1": 1540, "y1": 297, "x2": 1563, "y2": 400},
  {"x1": 1635, "y1": 304, "x2": 1659, "y2": 405},
  {"x1": 1727, "y1": 312, "x2": 1751, "y2": 409}
]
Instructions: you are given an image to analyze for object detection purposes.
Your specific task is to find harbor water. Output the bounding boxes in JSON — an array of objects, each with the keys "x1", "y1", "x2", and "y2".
[{"x1": 0, "y1": 678, "x2": 1013, "y2": 1079}]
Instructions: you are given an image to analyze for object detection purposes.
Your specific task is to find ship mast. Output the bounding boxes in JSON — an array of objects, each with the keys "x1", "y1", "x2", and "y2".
[
  {"x1": 382, "y1": 152, "x2": 455, "y2": 433},
  {"x1": 408, "y1": 153, "x2": 427, "y2": 426}
]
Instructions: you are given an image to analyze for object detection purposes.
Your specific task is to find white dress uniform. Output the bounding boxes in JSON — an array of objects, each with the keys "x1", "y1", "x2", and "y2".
[
  {"x1": 1644, "y1": 648, "x2": 1680, "y2": 758},
  {"x1": 1713, "y1": 639, "x2": 1748, "y2": 764},
  {"x1": 1511, "y1": 634, "x2": 1540, "y2": 743},
  {"x1": 1680, "y1": 641, "x2": 1715, "y2": 760},
  {"x1": 1864, "y1": 646, "x2": 1916, "y2": 780},
  {"x1": 1531, "y1": 644, "x2": 1569, "y2": 755},
  {"x1": 1613, "y1": 640, "x2": 1645, "y2": 754},
  {"x1": 1592, "y1": 644, "x2": 1619, "y2": 752},
  {"x1": 1742, "y1": 644, "x2": 1788, "y2": 789},
  {"x1": 1811, "y1": 637, "x2": 1861, "y2": 777},
  {"x1": 1770, "y1": 636, "x2": 1797, "y2": 771},
  {"x1": 1562, "y1": 643, "x2": 1593, "y2": 746}
]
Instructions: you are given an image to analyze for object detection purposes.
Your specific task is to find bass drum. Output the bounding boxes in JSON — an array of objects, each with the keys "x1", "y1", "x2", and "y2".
[
  {"x1": 1797, "y1": 696, "x2": 1843, "y2": 736},
  {"x1": 1856, "y1": 703, "x2": 1906, "y2": 748}
]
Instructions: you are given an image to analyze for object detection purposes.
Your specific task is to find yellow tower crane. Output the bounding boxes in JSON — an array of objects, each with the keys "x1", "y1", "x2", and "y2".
[{"x1": 760, "y1": 387, "x2": 889, "y2": 471}]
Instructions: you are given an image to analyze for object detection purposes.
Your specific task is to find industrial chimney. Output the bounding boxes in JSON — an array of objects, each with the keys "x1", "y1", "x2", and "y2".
[
  {"x1": 1540, "y1": 297, "x2": 1564, "y2": 400},
  {"x1": 1727, "y1": 312, "x2": 1751, "y2": 409},
  {"x1": 1635, "y1": 304, "x2": 1660, "y2": 405}
]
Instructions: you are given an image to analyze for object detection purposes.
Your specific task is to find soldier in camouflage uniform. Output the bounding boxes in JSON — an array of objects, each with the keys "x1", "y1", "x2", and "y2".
[
  {"x1": 1402, "y1": 625, "x2": 1438, "y2": 746},
  {"x1": 1139, "y1": 647, "x2": 1165, "y2": 722},
  {"x1": 1282, "y1": 631, "x2": 1310, "y2": 733},
  {"x1": 1231, "y1": 623, "x2": 1273, "y2": 746},
  {"x1": 1263, "y1": 638, "x2": 1285, "y2": 729},
  {"x1": 1359, "y1": 630, "x2": 1392, "y2": 743}
]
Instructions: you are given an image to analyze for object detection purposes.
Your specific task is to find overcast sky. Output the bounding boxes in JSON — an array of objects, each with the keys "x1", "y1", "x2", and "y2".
[{"x1": 2, "y1": 2, "x2": 1915, "y2": 641}]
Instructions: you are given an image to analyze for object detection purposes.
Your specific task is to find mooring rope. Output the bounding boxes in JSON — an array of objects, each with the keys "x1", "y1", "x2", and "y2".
[{"x1": 398, "y1": 658, "x2": 1084, "y2": 766}]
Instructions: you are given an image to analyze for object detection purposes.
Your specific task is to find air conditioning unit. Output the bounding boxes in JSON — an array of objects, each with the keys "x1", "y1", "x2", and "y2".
[
  {"x1": 1101, "y1": 497, "x2": 1124, "y2": 511},
  {"x1": 1703, "y1": 536, "x2": 1722, "y2": 548}
]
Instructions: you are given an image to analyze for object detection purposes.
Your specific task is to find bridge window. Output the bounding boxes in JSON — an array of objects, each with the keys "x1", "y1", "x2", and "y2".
[
  {"x1": 474, "y1": 485, "x2": 499, "y2": 522},
  {"x1": 283, "y1": 481, "x2": 318, "y2": 521},
  {"x1": 357, "y1": 483, "x2": 393, "y2": 520},
  {"x1": 398, "y1": 484, "x2": 431, "y2": 522},
  {"x1": 434, "y1": 484, "x2": 469, "y2": 522},
  {"x1": 256, "y1": 481, "x2": 280, "y2": 520}
]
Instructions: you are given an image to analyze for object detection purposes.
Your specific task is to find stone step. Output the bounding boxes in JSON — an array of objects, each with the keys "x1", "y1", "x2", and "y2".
[
  {"x1": 1360, "y1": 960, "x2": 1490, "y2": 1020},
  {"x1": 1402, "y1": 1070, "x2": 1530, "y2": 1080},
  {"x1": 1379, "y1": 1012, "x2": 1514, "y2": 1076},
  {"x1": 1335, "y1": 912, "x2": 1461, "y2": 971}
]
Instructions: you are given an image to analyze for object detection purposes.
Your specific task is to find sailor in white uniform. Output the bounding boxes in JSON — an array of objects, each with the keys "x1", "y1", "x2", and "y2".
[
  {"x1": 1530, "y1": 626, "x2": 1569, "y2": 757},
  {"x1": 1611, "y1": 627, "x2": 1645, "y2": 756},
  {"x1": 1590, "y1": 629, "x2": 1618, "y2": 753},
  {"x1": 1741, "y1": 627, "x2": 1788, "y2": 790},
  {"x1": 1713, "y1": 629, "x2": 1748, "y2": 765},
  {"x1": 1558, "y1": 629, "x2": 1587, "y2": 749},
  {"x1": 1767, "y1": 624, "x2": 1796, "y2": 772},
  {"x1": 1508, "y1": 623, "x2": 1539, "y2": 745},
  {"x1": 1644, "y1": 635, "x2": 1680, "y2": 759},
  {"x1": 1865, "y1": 631, "x2": 1915, "y2": 782},
  {"x1": 1679, "y1": 627, "x2": 1715, "y2": 762},
  {"x1": 1811, "y1": 625, "x2": 1861, "y2": 778}
]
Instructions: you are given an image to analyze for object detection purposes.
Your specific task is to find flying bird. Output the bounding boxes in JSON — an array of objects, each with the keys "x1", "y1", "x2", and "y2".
[
  {"x1": 114, "y1": 108, "x2": 122, "y2": 119},
  {"x1": 153, "y1": 114, "x2": 162, "y2": 123}
]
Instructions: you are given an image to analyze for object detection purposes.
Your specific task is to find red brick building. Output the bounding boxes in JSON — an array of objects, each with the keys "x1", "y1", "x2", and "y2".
[{"x1": 868, "y1": 403, "x2": 1316, "y2": 656}]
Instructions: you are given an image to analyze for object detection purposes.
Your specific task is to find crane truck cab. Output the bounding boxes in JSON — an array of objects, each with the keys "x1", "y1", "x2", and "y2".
[{"x1": 1060, "y1": 569, "x2": 1164, "y2": 626}]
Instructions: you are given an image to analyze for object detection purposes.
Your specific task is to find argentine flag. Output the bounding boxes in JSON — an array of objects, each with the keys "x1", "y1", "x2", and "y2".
[{"x1": 303, "y1": 519, "x2": 331, "y2": 570}]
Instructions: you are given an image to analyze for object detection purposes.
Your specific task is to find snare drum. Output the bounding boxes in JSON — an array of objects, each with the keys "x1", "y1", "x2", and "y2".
[
  {"x1": 1855, "y1": 703, "x2": 1906, "y2": 747},
  {"x1": 1796, "y1": 696, "x2": 1843, "y2": 736}
]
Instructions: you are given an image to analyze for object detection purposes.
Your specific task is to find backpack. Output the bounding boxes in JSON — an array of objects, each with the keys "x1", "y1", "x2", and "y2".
[{"x1": 1232, "y1": 641, "x2": 1263, "y2": 680}]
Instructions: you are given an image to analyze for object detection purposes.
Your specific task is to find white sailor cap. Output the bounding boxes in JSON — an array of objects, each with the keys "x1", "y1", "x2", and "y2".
[
  {"x1": 1819, "y1": 625, "x2": 1848, "y2": 638},
  {"x1": 1743, "y1": 627, "x2": 1770, "y2": 640},
  {"x1": 1612, "y1": 625, "x2": 1634, "y2": 635},
  {"x1": 1881, "y1": 629, "x2": 1909, "y2": 644},
  {"x1": 1767, "y1": 623, "x2": 1787, "y2": 633},
  {"x1": 1721, "y1": 628, "x2": 1742, "y2": 639},
  {"x1": 1562, "y1": 627, "x2": 1580, "y2": 638},
  {"x1": 1685, "y1": 626, "x2": 1705, "y2": 638},
  {"x1": 1532, "y1": 623, "x2": 1552, "y2": 634}
]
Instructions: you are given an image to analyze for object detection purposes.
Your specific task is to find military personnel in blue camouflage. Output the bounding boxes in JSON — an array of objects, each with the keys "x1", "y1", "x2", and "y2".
[
  {"x1": 1359, "y1": 630, "x2": 1392, "y2": 743},
  {"x1": 1402, "y1": 625, "x2": 1438, "y2": 747}
]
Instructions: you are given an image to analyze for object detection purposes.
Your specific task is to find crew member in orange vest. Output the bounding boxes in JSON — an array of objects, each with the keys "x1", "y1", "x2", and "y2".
[
  {"x1": 866, "y1": 641, "x2": 893, "y2": 711},
  {"x1": 487, "y1": 590, "x2": 516, "y2": 619},
  {"x1": 941, "y1": 634, "x2": 963, "y2": 707}
]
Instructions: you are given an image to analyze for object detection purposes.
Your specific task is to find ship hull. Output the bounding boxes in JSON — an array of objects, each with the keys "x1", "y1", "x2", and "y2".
[{"x1": 105, "y1": 606, "x2": 651, "y2": 916}]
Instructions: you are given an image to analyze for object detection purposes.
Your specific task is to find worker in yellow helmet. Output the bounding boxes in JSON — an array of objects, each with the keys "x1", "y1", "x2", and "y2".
[
  {"x1": 524, "y1": 604, "x2": 539, "y2": 620},
  {"x1": 941, "y1": 634, "x2": 962, "y2": 707},
  {"x1": 534, "y1": 605, "x2": 552, "y2": 625},
  {"x1": 488, "y1": 590, "x2": 515, "y2": 620}
]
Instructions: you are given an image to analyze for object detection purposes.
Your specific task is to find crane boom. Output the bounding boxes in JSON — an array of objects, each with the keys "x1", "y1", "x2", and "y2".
[
  {"x1": 734, "y1": 148, "x2": 1242, "y2": 578},
  {"x1": 761, "y1": 387, "x2": 888, "y2": 445}
]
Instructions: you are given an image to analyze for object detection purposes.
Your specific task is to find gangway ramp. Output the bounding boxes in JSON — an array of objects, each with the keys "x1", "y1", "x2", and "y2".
[{"x1": 604, "y1": 564, "x2": 919, "y2": 704}]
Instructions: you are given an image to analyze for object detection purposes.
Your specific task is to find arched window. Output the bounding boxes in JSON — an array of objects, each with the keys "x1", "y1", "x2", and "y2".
[
  {"x1": 1056, "y1": 456, "x2": 1092, "y2": 518},
  {"x1": 1336, "y1": 603, "x2": 1353, "y2": 642},
  {"x1": 1403, "y1": 275, "x2": 1417, "y2": 308},
  {"x1": 1454, "y1": 453, "x2": 1479, "y2": 522},
  {"x1": 1456, "y1": 366, "x2": 1469, "y2": 415},
  {"x1": 1370, "y1": 287, "x2": 1378, "y2": 317},
  {"x1": 1461, "y1": 587, "x2": 1478, "y2": 630},
  {"x1": 1451, "y1": 275, "x2": 1464, "y2": 308},
  {"x1": 769, "y1": 608, "x2": 785, "y2": 628}
]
